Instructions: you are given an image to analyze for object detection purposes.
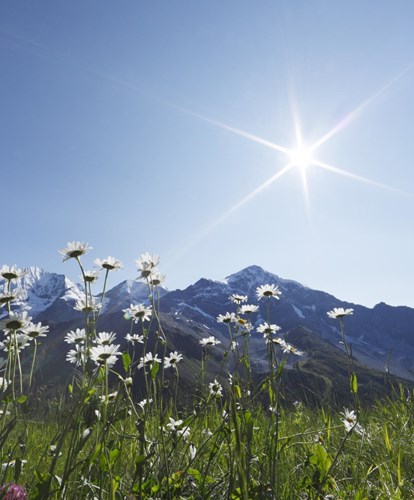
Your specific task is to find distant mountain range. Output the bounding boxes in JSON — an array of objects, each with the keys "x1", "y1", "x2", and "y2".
[{"x1": 2, "y1": 265, "x2": 414, "y2": 403}]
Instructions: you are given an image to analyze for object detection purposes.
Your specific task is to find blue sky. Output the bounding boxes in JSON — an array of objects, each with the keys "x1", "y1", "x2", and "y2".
[{"x1": 1, "y1": 1, "x2": 414, "y2": 307}]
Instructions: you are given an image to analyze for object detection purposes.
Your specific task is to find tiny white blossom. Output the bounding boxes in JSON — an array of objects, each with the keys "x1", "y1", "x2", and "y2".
[
  {"x1": 90, "y1": 344, "x2": 121, "y2": 368},
  {"x1": 0, "y1": 265, "x2": 27, "y2": 281},
  {"x1": 125, "y1": 333, "x2": 144, "y2": 344},
  {"x1": 327, "y1": 308, "x2": 354, "y2": 319},
  {"x1": 82, "y1": 270, "x2": 100, "y2": 283},
  {"x1": 66, "y1": 345, "x2": 87, "y2": 366},
  {"x1": 229, "y1": 294, "x2": 248, "y2": 304},
  {"x1": 26, "y1": 322, "x2": 49, "y2": 339},
  {"x1": 94, "y1": 256, "x2": 123, "y2": 271},
  {"x1": 341, "y1": 408, "x2": 364, "y2": 435},
  {"x1": 136, "y1": 252, "x2": 160, "y2": 278},
  {"x1": 164, "y1": 351, "x2": 183, "y2": 369},
  {"x1": 65, "y1": 328, "x2": 86, "y2": 345},
  {"x1": 95, "y1": 331, "x2": 117, "y2": 346},
  {"x1": 123, "y1": 304, "x2": 152, "y2": 323},
  {"x1": 209, "y1": 379, "x2": 223, "y2": 398},
  {"x1": 199, "y1": 336, "x2": 221, "y2": 347},
  {"x1": 138, "y1": 352, "x2": 161, "y2": 369},
  {"x1": 217, "y1": 312, "x2": 237, "y2": 324},
  {"x1": 59, "y1": 241, "x2": 92, "y2": 262},
  {"x1": 74, "y1": 296, "x2": 101, "y2": 313},
  {"x1": 239, "y1": 304, "x2": 259, "y2": 315},
  {"x1": 0, "y1": 311, "x2": 31, "y2": 333},
  {"x1": 256, "y1": 284, "x2": 282, "y2": 300}
]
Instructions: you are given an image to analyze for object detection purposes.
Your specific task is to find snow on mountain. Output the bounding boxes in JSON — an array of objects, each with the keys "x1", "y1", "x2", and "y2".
[{"x1": 1, "y1": 266, "x2": 83, "y2": 318}]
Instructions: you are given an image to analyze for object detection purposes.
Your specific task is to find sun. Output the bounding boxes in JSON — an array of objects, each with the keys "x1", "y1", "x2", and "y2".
[{"x1": 289, "y1": 146, "x2": 314, "y2": 171}]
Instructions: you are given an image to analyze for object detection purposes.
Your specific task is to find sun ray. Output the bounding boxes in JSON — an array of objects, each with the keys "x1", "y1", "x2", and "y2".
[
  {"x1": 181, "y1": 109, "x2": 293, "y2": 156},
  {"x1": 310, "y1": 66, "x2": 411, "y2": 153},
  {"x1": 312, "y1": 159, "x2": 406, "y2": 194}
]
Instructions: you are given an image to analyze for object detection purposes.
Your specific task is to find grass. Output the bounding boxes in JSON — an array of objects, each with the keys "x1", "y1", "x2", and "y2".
[{"x1": 0, "y1": 249, "x2": 413, "y2": 499}]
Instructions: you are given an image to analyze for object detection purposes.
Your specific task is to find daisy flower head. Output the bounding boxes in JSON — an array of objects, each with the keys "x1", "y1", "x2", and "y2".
[
  {"x1": 0, "y1": 288, "x2": 24, "y2": 306},
  {"x1": 217, "y1": 312, "x2": 237, "y2": 324},
  {"x1": 279, "y1": 341, "x2": 304, "y2": 356},
  {"x1": 256, "y1": 284, "x2": 282, "y2": 300},
  {"x1": 164, "y1": 351, "x2": 183, "y2": 369},
  {"x1": 136, "y1": 252, "x2": 160, "y2": 278},
  {"x1": 125, "y1": 333, "x2": 144, "y2": 344},
  {"x1": 138, "y1": 398, "x2": 153, "y2": 411},
  {"x1": 1, "y1": 334, "x2": 30, "y2": 353},
  {"x1": 148, "y1": 271, "x2": 166, "y2": 286},
  {"x1": 90, "y1": 344, "x2": 121, "y2": 368},
  {"x1": 94, "y1": 256, "x2": 123, "y2": 271},
  {"x1": 138, "y1": 352, "x2": 161, "y2": 370},
  {"x1": 209, "y1": 379, "x2": 223, "y2": 398},
  {"x1": 59, "y1": 241, "x2": 92, "y2": 262},
  {"x1": 74, "y1": 296, "x2": 101, "y2": 313},
  {"x1": 327, "y1": 308, "x2": 354, "y2": 320},
  {"x1": 66, "y1": 345, "x2": 87, "y2": 366},
  {"x1": 0, "y1": 311, "x2": 31, "y2": 333},
  {"x1": 0, "y1": 265, "x2": 27, "y2": 282},
  {"x1": 82, "y1": 270, "x2": 100, "y2": 283},
  {"x1": 123, "y1": 304, "x2": 152, "y2": 323},
  {"x1": 341, "y1": 408, "x2": 364, "y2": 435},
  {"x1": 0, "y1": 377, "x2": 10, "y2": 391},
  {"x1": 229, "y1": 294, "x2": 248, "y2": 304},
  {"x1": 257, "y1": 322, "x2": 282, "y2": 336},
  {"x1": 239, "y1": 304, "x2": 259, "y2": 315},
  {"x1": 65, "y1": 328, "x2": 86, "y2": 345},
  {"x1": 199, "y1": 336, "x2": 221, "y2": 348},
  {"x1": 26, "y1": 322, "x2": 49, "y2": 339},
  {"x1": 95, "y1": 331, "x2": 117, "y2": 346}
]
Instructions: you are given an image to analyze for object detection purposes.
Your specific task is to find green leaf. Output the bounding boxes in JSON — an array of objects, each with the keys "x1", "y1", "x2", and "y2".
[
  {"x1": 350, "y1": 372, "x2": 358, "y2": 394},
  {"x1": 122, "y1": 351, "x2": 131, "y2": 372},
  {"x1": 150, "y1": 361, "x2": 159, "y2": 380},
  {"x1": 16, "y1": 395, "x2": 27, "y2": 404}
]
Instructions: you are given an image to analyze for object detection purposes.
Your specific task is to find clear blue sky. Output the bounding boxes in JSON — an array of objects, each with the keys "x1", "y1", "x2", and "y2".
[{"x1": 1, "y1": 1, "x2": 414, "y2": 307}]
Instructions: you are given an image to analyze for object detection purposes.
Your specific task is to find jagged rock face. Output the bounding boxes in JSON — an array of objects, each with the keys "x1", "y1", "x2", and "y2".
[{"x1": 2, "y1": 264, "x2": 414, "y2": 384}]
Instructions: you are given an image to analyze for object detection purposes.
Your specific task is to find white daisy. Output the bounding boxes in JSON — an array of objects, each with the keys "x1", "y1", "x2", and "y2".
[
  {"x1": 341, "y1": 408, "x2": 364, "y2": 435},
  {"x1": 74, "y1": 296, "x2": 101, "y2": 313},
  {"x1": 229, "y1": 294, "x2": 248, "y2": 304},
  {"x1": 0, "y1": 311, "x2": 31, "y2": 333},
  {"x1": 26, "y1": 322, "x2": 49, "y2": 339},
  {"x1": 136, "y1": 252, "x2": 160, "y2": 278},
  {"x1": 0, "y1": 288, "x2": 24, "y2": 306},
  {"x1": 82, "y1": 270, "x2": 100, "y2": 283},
  {"x1": 65, "y1": 328, "x2": 86, "y2": 345},
  {"x1": 256, "y1": 284, "x2": 282, "y2": 300},
  {"x1": 138, "y1": 352, "x2": 161, "y2": 369},
  {"x1": 148, "y1": 271, "x2": 166, "y2": 286},
  {"x1": 217, "y1": 312, "x2": 237, "y2": 324},
  {"x1": 94, "y1": 331, "x2": 117, "y2": 346},
  {"x1": 327, "y1": 308, "x2": 354, "y2": 319},
  {"x1": 209, "y1": 379, "x2": 223, "y2": 398},
  {"x1": 94, "y1": 256, "x2": 123, "y2": 271},
  {"x1": 90, "y1": 344, "x2": 121, "y2": 367},
  {"x1": 1, "y1": 333, "x2": 31, "y2": 353},
  {"x1": 239, "y1": 304, "x2": 259, "y2": 315},
  {"x1": 66, "y1": 345, "x2": 87, "y2": 365},
  {"x1": 123, "y1": 304, "x2": 152, "y2": 323},
  {"x1": 199, "y1": 336, "x2": 221, "y2": 347},
  {"x1": 257, "y1": 322, "x2": 281, "y2": 336},
  {"x1": 164, "y1": 351, "x2": 183, "y2": 369},
  {"x1": 59, "y1": 241, "x2": 92, "y2": 262},
  {"x1": 125, "y1": 333, "x2": 144, "y2": 344},
  {"x1": 0, "y1": 265, "x2": 27, "y2": 281}
]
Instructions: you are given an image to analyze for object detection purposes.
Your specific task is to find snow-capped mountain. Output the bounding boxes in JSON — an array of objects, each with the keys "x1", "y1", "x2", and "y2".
[{"x1": 2, "y1": 264, "x2": 414, "y2": 386}]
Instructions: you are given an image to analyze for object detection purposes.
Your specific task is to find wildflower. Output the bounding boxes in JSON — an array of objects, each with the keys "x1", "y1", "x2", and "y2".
[
  {"x1": 74, "y1": 296, "x2": 101, "y2": 313},
  {"x1": 199, "y1": 336, "x2": 221, "y2": 347},
  {"x1": 189, "y1": 444, "x2": 197, "y2": 460},
  {"x1": 0, "y1": 265, "x2": 27, "y2": 281},
  {"x1": 99, "y1": 392, "x2": 118, "y2": 403},
  {"x1": 137, "y1": 398, "x2": 153, "y2": 411},
  {"x1": 26, "y1": 322, "x2": 49, "y2": 339},
  {"x1": 82, "y1": 270, "x2": 99, "y2": 283},
  {"x1": 0, "y1": 482, "x2": 27, "y2": 499},
  {"x1": 136, "y1": 252, "x2": 160, "y2": 278},
  {"x1": 217, "y1": 312, "x2": 236, "y2": 323},
  {"x1": 0, "y1": 311, "x2": 31, "y2": 333},
  {"x1": 165, "y1": 417, "x2": 183, "y2": 432},
  {"x1": 148, "y1": 271, "x2": 166, "y2": 286},
  {"x1": 123, "y1": 303, "x2": 152, "y2": 323},
  {"x1": 82, "y1": 428, "x2": 91, "y2": 440},
  {"x1": 279, "y1": 341, "x2": 304, "y2": 356},
  {"x1": 256, "y1": 284, "x2": 282, "y2": 300},
  {"x1": 0, "y1": 289, "x2": 24, "y2": 306},
  {"x1": 257, "y1": 322, "x2": 281, "y2": 336},
  {"x1": 229, "y1": 294, "x2": 248, "y2": 304},
  {"x1": 0, "y1": 334, "x2": 30, "y2": 353},
  {"x1": 125, "y1": 333, "x2": 144, "y2": 343},
  {"x1": 164, "y1": 351, "x2": 183, "y2": 369},
  {"x1": 90, "y1": 344, "x2": 121, "y2": 368},
  {"x1": 122, "y1": 376, "x2": 133, "y2": 386},
  {"x1": 95, "y1": 331, "x2": 117, "y2": 346},
  {"x1": 1, "y1": 460, "x2": 27, "y2": 472},
  {"x1": 209, "y1": 379, "x2": 223, "y2": 398},
  {"x1": 239, "y1": 304, "x2": 259, "y2": 315},
  {"x1": 59, "y1": 241, "x2": 92, "y2": 261},
  {"x1": 0, "y1": 377, "x2": 10, "y2": 391},
  {"x1": 65, "y1": 328, "x2": 86, "y2": 345},
  {"x1": 341, "y1": 408, "x2": 364, "y2": 435},
  {"x1": 66, "y1": 345, "x2": 87, "y2": 366},
  {"x1": 138, "y1": 352, "x2": 161, "y2": 369},
  {"x1": 327, "y1": 307, "x2": 354, "y2": 319},
  {"x1": 94, "y1": 256, "x2": 123, "y2": 271}
]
